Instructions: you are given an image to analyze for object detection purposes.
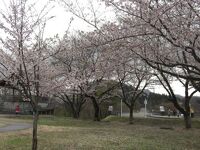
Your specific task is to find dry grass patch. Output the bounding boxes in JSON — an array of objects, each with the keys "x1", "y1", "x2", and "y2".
[
  {"x1": 0, "y1": 116, "x2": 199, "y2": 150},
  {"x1": 38, "y1": 125, "x2": 66, "y2": 133}
]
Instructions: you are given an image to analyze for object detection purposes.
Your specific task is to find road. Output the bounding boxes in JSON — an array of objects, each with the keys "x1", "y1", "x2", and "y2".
[{"x1": 0, "y1": 122, "x2": 32, "y2": 132}]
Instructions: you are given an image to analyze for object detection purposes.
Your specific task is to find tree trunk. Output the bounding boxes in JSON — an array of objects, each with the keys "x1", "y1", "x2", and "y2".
[
  {"x1": 72, "y1": 109, "x2": 80, "y2": 119},
  {"x1": 76, "y1": 111, "x2": 80, "y2": 119},
  {"x1": 32, "y1": 111, "x2": 39, "y2": 150},
  {"x1": 94, "y1": 105, "x2": 100, "y2": 121},
  {"x1": 129, "y1": 107, "x2": 134, "y2": 124},
  {"x1": 92, "y1": 98, "x2": 100, "y2": 121},
  {"x1": 71, "y1": 105, "x2": 78, "y2": 119},
  {"x1": 184, "y1": 114, "x2": 192, "y2": 129}
]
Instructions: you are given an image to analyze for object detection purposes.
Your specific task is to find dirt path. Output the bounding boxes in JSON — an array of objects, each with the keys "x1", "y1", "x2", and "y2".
[{"x1": 0, "y1": 122, "x2": 32, "y2": 132}]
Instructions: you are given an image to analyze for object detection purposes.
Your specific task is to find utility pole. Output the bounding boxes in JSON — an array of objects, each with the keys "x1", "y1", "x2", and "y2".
[
  {"x1": 121, "y1": 99, "x2": 123, "y2": 117},
  {"x1": 144, "y1": 98, "x2": 147, "y2": 118},
  {"x1": 144, "y1": 89, "x2": 150, "y2": 118}
]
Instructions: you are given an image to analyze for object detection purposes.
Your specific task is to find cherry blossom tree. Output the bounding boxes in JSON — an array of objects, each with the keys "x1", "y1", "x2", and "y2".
[
  {"x1": 105, "y1": 42, "x2": 152, "y2": 123},
  {"x1": 154, "y1": 67, "x2": 197, "y2": 128},
  {"x1": 98, "y1": 0, "x2": 200, "y2": 129},
  {"x1": 116, "y1": 58, "x2": 152, "y2": 124},
  {"x1": 0, "y1": 0, "x2": 54, "y2": 149},
  {"x1": 48, "y1": 35, "x2": 88, "y2": 119},
  {"x1": 58, "y1": 0, "x2": 200, "y2": 128},
  {"x1": 103, "y1": 0, "x2": 200, "y2": 90},
  {"x1": 55, "y1": 87, "x2": 86, "y2": 118},
  {"x1": 52, "y1": 31, "x2": 119, "y2": 121}
]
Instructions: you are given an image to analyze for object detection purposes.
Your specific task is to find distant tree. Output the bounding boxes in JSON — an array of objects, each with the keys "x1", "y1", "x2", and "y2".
[
  {"x1": 115, "y1": 56, "x2": 152, "y2": 124},
  {"x1": 48, "y1": 35, "x2": 87, "y2": 119},
  {"x1": 82, "y1": 80, "x2": 119, "y2": 121},
  {"x1": 55, "y1": 87, "x2": 86, "y2": 119},
  {"x1": 147, "y1": 93, "x2": 169, "y2": 109},
  {"x1": 51, "y1": 33, "x2": 118, "y2": 121}
]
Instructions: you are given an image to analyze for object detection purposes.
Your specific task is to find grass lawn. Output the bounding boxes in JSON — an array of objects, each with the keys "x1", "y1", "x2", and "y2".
[{"x1": 0, "y1": 115, "x2": 200, "y2": 150}]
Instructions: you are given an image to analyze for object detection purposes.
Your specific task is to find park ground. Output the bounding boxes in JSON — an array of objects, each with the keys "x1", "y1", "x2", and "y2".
[{"x1": 0, "y1": 116, "x2": 200, "y2": 150}]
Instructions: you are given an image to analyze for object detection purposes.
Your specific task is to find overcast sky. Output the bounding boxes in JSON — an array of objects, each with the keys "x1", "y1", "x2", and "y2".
[
  {"x1": 44, "y1": 0, "x2": 115, "y2": 38},
  {"x1": 152, "y1": 82, "x2": 200, "y2": 97}
]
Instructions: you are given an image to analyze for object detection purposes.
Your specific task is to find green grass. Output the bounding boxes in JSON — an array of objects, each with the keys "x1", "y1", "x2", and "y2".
[{"x1": 0, "y1": 116, "x2": 200, "y2": 150}]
